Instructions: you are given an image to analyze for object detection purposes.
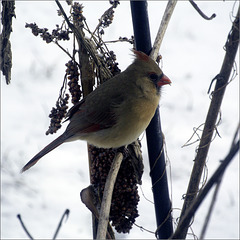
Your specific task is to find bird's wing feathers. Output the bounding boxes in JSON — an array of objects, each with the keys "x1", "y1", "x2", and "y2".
[
  {"x1": 65, "y1": 79, "x2": 125, "y2": 135},
  {"x1": 65, "y1": 98, "x2": 85, "y2": 121}
]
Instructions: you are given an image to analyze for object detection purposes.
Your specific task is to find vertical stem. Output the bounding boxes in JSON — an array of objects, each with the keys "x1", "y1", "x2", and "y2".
[
  {"x1": 176, "y1": 6, "x2": 239, "y2": 239},
  {"x1": 96, "y1": 152, "x2": 123, "y2": 240},
  {"x1": 130, "y1": 1, "x2": 173, "y2": 239},
  {"x1": 150, "y1": 0, "x2": 177, "y2": 60}
]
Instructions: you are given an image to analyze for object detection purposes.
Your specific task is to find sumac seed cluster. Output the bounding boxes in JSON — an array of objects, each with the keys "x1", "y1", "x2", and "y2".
[
  {"x1": 46, "y1": 94, "x2": 69, "y2": 135},
  {"x1": 25, "y1": 23, "x2": 70, "y2": 44},
  {"x1": 72, "y1": 2, "x2": 86, "y2": 25},
  {"x1": 105, "y1": 51, "x2": 121, "y2": 76},
  {"x1": 65, "y1": 60, "x2": 82, "y2": 104},
  {"x1": 89, "y1": 146, "x2": 140, "y2": 233}
]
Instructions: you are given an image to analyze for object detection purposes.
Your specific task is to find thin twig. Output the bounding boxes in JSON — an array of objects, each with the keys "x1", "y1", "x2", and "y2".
[
  {"x1": 231, "y1": 122, "x2": 240, "y2": 148},
  {"x1": 90, "y1": 5, "x2": 115, "y2": 40},
  {"x1": 171, "y1": 137, "x2": 239, "y2": 239},
  {"x1": 199, "y1": 175, "x2": 223, "y2": 239},
  {"x1": 53, "y1": 209, "x2": 70, "y2": 240},
  {"x1": 55, "y1": 0, "x2": 73, "y2": 29},
  {"x1": 189, "y1": 0, "x2": 216, "y2": 20},
  {"x1": 55, "y1": 0, "x2": 112, "y2": 81},
  {"x1": 175, "y1": 6, "x2": 239, "y2": 238},
  {"x1": 155, "y1": 208, "x2": 174, "y2": 238},
  {"x1": 96, "y1": 152, "x2": 123, "y2": 240},
  {"x1": 17, "y1": 214, "x2": 34, "y2": 240},
  {"x1": 139, "y1": 185, "x2": 154, "y2": 204},
  {"x1": 150, "y1": 0, "x2": 177, "y2": 61},
  {"x1": 182, "y1": 123, "x2": 204, "y2": 147},
  {"x1": 54, "y1": 41, "x2": 81, "y2": 68},
  {"x1": 104, "y1": 38, "x2": 134, "y2": 44},
  {"x1": 133, "y1": 222, "x2": 155, "y2": 235}
]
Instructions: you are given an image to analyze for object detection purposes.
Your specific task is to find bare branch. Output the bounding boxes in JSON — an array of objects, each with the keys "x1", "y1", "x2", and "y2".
[
  {"x1": 231, "y1": 122, "x2": 240, "y2": 148},
  {"x1": 171, "y1": 137, "x2": 239, "y2": 239},
  {"x1": 54, "y1": 41, "x2": 81, "y2": 68},
  {"x1": 96, "y1": 152, "x2": 123, "y2": 240},
  {"x1": 17, "y1": 214, "x2": 34, "y2": 240},
  {"x1": 174, "y1": 5, "x2": 239, "y2": 238},
  {"x1": 53, "y1": 209, "x2": 70, "y2": 240},
  {"x1": 90, "y1": 5, "x2": 115, "y2": 40},
  {"x1": 80, "y1": 185, "x2": 115, "y2": 239},
  {"x1": 55, "y1": 0, "x2": 73, "y2": 29},
  {"x1": 150, "y1": 0, "x2": 177, "y2": 61},
  {"x1": 55, "y1": 0, "x2": 112, "y2": 81},
  {"x1": 199, "y1": 175, "x2": 223, "y2": 239},
  {"x1": 189, "y1": 0, "x2": 216, "y2": 20},
  {"x1": 133, "y1": 222, "x2": 155, "y2": 235}
]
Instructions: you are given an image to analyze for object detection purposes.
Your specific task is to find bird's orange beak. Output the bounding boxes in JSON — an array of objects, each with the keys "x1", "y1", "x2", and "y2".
[{"x1": 157, "y1": 74, "x2": 171, "y2": 87}]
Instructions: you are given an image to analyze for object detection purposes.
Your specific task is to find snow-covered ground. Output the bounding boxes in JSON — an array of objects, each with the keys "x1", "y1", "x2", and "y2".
[{"x1": 1, "y1": 1, "x2": 239, "y2": 239}]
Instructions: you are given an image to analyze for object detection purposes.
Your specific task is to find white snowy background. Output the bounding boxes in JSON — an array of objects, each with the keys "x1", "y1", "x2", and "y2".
[{"x1": 1, "y1": 1, "x2": 239, "y2": 239}]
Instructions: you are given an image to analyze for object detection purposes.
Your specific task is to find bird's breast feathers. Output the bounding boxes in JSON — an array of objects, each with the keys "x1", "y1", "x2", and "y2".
[{"x1": 81, "y1": 95, "x2": 159, "y2": 148}]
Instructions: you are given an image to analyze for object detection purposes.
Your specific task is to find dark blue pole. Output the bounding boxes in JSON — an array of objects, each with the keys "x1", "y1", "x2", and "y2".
[{"x1": 130, "y1": 1, "x2": 173, "y2": 239}]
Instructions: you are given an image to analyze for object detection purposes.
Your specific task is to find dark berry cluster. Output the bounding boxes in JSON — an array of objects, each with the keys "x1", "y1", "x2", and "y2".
[
  {"x1": 72, "y1": 2, "x2": 86, "y2": 25},
  {"x1": 52, "y1": 24, "x2": 70, "y2": 41},
  {"x1": 65, "y1": 60, "x2": 82, "y2": 104},
  {"x1": 110, "y1": 156, "x2": 140, "y2": 233},
  {"x1": 109, "y1": 0, "x2": 120, "y2": 8},
  {"x1": 156, "y1": 54, "x2": 162, "y2": 64},
  {"x1": 89, "y1": 146, "x2": 140, "y2": 233},
  {"x1": 101, "y1": 8, "x2": 114, "y2": 28},
  {"x1": 66, "y1": 0, "x2": 73, "y2": 5},
  {"x1": 119, "y1": 36, "x2": 134, "y2": 45},
  {"x1": 98, "y1": 1, "x2": 119, "y2": 35},
  {"x1": 46, "y1": 94, "x2": 69, "y2": 135},
  {"x1": 105, "y1": 51, "x2": 121, "y2": 76},
  {"x1": 25, "y1": 23, "x2": 70, "y2": 43}
]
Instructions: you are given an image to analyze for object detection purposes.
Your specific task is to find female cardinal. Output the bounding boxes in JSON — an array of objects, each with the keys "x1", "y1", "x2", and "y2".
[{"x1": 21, "y1": 50, "x2": 171, "y2": 172}]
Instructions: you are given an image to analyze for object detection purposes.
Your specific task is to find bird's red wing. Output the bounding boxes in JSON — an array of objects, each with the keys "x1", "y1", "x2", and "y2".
[
  {"x1": 64, "y1": 98, "x2": 119, "y2": 136},
  {"x1": 65, "y1": 76, "x2": 126, "y2": 134},
  {"x1": 80, "y1": 123, "x2": 103, "y2": 133}
]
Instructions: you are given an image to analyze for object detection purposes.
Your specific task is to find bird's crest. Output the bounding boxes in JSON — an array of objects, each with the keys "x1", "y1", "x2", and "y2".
[{"x1": 132, "y1": 50, "x2": 151, "y2": 62}]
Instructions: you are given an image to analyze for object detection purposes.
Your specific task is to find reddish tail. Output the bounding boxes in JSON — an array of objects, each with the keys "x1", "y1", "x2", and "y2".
[{"x1": 21, "y1": 134, "x2": 68, "y2": 172}]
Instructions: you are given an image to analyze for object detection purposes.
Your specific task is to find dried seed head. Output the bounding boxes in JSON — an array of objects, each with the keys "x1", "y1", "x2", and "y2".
[
  {"x1": 72, "y1": 2, "x2": 86, "y2": 25},
  {"x1": 89, "y1": 145, "x2": 142, "y2": 233},
  {"x1": 46, "y1": 94, "x2": 69, "y2": 135},
  {"x1": 65, "y1": 60, "x2": 82, "y2": 104}
]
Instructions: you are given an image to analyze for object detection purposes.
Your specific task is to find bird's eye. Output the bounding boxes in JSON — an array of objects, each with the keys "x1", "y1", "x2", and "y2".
[{"x1": 149, "y1": 73, "x2": 158, "y2": 81}]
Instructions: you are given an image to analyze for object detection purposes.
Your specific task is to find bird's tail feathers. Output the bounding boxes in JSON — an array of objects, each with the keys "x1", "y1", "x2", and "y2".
[{"x1": 21, "y1": 134, "x2": 68, "y2": 173}]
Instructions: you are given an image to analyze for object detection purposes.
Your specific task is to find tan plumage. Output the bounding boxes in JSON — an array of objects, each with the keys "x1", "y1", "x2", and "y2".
[{"x1": 21, "y1": 50, "x2": 171, "y2": 172}]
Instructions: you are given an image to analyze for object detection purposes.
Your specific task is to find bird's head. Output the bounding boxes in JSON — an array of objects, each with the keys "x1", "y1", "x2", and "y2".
[{"x1": 131, "y1": 50, "x2": 171, "y2": 93}]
